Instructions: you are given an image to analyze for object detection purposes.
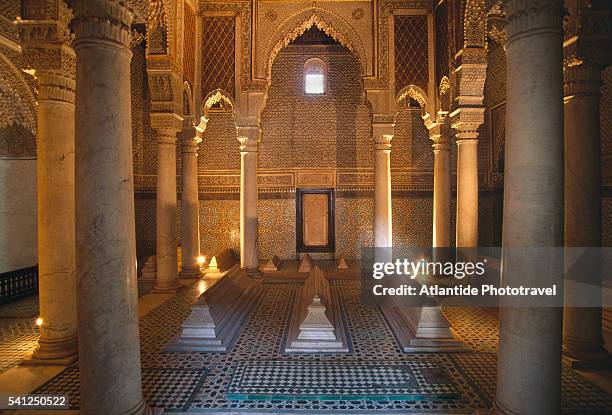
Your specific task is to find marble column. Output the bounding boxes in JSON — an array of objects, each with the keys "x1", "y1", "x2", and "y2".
[
  {"x1": 495, "y1": 1, "x2": 565, "y2": 414},
  {"x1": 455, "y1": 131, "x2": 478, "y2": 248},
  {"x1": 563, "y1": 63, "x2": 609, "y2": 366},
  {"x1": 152, "y1": 115, "x2": 182, "y2": 292},
  {"x1": 180, "y1": 118, "x2": 202, "y2": 277},
  {"x1": 72, "y1": 1, "x2": 146, "y2": 414},
  {"x1": 373, "y1": 132, "x2": 393, "y2": 248},
  {"x1": 16, "y1": 4, "x2": 79, "y2": 366},
  {"x1": 238, "y1": 130, "x2": 261, "y2": 276},
  {"x1": 428, "y1": 118, "x2": 452, "y2": 251},
  {"x1": 29, "y1": 70, "x2": 78, "y2": 364}
]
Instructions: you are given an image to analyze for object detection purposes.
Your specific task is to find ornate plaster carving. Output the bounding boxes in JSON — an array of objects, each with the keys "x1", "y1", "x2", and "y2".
[
  {"x1": 0, "y1": 52, "x2": 37, "y2": 135},
  {"x1": 71, "y1": 0, "x2": 133, "y2": 49},
  {"x1": 148, "y1": 0, "x2": 168, "y2": 54},
  {"x1": 262, "y1": 9, "x2": 366, "y2": 82},
  {"x1": 396, "y1": 84, "x2": 428, "y2": 109},
  {"x1": 463, "y1": 0, "x2": 487, "y2": 48},
  {"x1": 203, "y1": 89, "x2": 234, "y2": 118},
  {"x1": 439, "y1": 76, "x2": 451, "y2": 96},
  {"x1": 504, "y1": 0, "x2": 564, "y2": 44}
]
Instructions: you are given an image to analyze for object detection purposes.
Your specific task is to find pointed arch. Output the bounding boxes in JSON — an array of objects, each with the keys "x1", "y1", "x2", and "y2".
[
  {"x1": 182, "y1": 81, "x2": 194, "y2": 117},
  {"x1": 396, "y1": 84, "x2": 429, "y2": 110},
  {"x1": 202, "y1": 89, "x2": 235, "y2": 119},
  {"x1": 261, "y1": 7, "x2": 368, "y2": 82}
]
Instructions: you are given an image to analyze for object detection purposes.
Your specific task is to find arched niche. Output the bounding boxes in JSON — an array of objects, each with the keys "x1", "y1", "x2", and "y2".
[{"x1": 258, "y1": 8, "x2": 369, "y2": 82}]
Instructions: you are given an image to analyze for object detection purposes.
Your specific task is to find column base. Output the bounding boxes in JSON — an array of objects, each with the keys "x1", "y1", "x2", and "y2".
[
  {"x1": 562, "y1": 343, "x2": 611, "y2": 369},
  {"x1": 150, "y1": 281, "x2": 181, "y2": 294},
  {"x1": 23, "y1": 335, "x2": 78, "y2": 366},
  {"x1": 180, "y1": 266, "x2": 202, "y2": 278},
  {"x1": 245, "y1": 267, "x2": 262, "y2": 278}
]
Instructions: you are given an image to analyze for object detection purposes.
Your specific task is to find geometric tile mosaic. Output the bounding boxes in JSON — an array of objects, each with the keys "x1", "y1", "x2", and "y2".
[
  {"x1": 1, "y1": 266, "x2": 609, "y2": 413},
  {"x1": 0, "y1": 295, "x2": 40, "y2": 372},
  {"x1": 227, "y1": 360, "x2": 458, "y2": 401},
  {"x1": 35, "y1": 365, "x2": 208, "y2": 411}
]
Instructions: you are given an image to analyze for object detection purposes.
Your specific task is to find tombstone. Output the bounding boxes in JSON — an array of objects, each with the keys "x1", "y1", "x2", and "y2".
[
  {"x1": 263, "y1": 255, "x2": 281, "y2": 272},
  {"x1": 298, "y1": 253, "x2": 313, "y2": 273},
  {"x1": 284, "y1": 266, "x2": 349, "y2": 353},
  {"x1": 166, "y1": 265, "x2": 262, "y2": 352},
  {"x1": 215, "y1": 249, "x2": 238, "y2": 271},
  {"x1": 337, "y1": 257, "x2": 348, "y2": 270},
  {"x1": 204, "y1": 256, "x2": 221, "y2": 277}
]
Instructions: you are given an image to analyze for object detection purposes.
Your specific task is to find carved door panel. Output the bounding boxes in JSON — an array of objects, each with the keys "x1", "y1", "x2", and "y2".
[
  {"x1": 302, "y1": 194, "x2": 328, "y2": 246},
  {"x1": 296, "y1": 189, "x2": 335, "y2": 253}
]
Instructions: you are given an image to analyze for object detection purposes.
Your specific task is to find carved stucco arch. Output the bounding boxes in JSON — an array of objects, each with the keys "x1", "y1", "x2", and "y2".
[
  {"x1": 0, "y1": 52, "x2": 37, "y2": 157},
  {"x1": 262, "y1": 7, "x2": 368, "y2": 82},
  {"x1": 0, "y1": 53, "x2": 37, "y2": 130},
  {"x1": 438, "y1": 76, "x2": 451, "y2": 112},
  {"x1": 202, "y1": 89, "x2": 235, "y2": 120},
  {"x1": 463, "y1": 0, "x2": 487, "y2": 49},
  {"x1": 182, "y1": 81, "x2": 193, "y2": 117},
  {"x1": 396, "y1": 84, "x2": 429, "y2": 111}
]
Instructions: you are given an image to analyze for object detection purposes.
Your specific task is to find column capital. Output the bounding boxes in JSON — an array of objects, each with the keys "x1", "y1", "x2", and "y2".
[
  {"x1": 178, "y1": 116, "x2": 201, "y2": 142},
  {"x1": 563, "y1": 63, "x2": 602, "y2": 99},
  {"x1": 236, "y1": 125, "x2": 261, "y2": 142},
  {"x1": 37, "y1": 71, "x2": 76, "y2": 103},
  {"x1": 151, "y1": 112, "x2": 183, "y2": 138},
  {"x1": 424, "y1": 112, "x2": 451, "y2": 144},
  {"x1": 70, "y1": 0, "x2": 133, "y2": 50},
  {"x1": 195, "y1": 116, "x2": 208, "y2": 142},
  {"x1": 238, "y1": 136, "x2": 258, "y2": 153},
  {"x1": 504, "y1": 0, "x2": 564, "y2": 44},
  {"x1": 450, "y1": 107, "x2": 484, "y2": 142},
  {"x1": 452, "y1": 48, "x2": 487, "y2": 109},
  {"x1": 373, "y1": 134, "x2": 392, "y2": 151}
]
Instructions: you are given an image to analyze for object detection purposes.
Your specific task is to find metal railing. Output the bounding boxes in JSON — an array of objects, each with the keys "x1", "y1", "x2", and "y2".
[{"x1": 0, "y1": 266, "x2": 38, "y2": 304}]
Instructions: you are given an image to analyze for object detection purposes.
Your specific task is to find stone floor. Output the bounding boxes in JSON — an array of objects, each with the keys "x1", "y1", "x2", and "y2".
[{"x1": 0, "y1": 264, "x2": 611, "y2": 414}]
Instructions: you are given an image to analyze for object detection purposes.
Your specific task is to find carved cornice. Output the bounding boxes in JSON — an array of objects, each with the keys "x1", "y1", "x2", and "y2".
[
  {"x1": 504, "y1": 0, "x2": 564, "y2": 45},
  {"x1": 70, "y1": 0, "x2": 134, "y2": 50}
]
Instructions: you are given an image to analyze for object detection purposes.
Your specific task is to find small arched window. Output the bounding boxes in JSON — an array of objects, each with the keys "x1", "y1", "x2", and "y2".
[{"x1": 303, "y1": 58, "x2": 327, "y2": 95}]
